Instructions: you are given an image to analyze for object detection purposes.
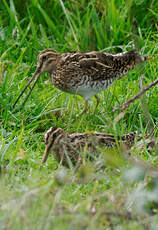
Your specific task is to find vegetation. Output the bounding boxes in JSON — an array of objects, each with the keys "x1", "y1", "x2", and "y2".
[{"x1": 0, "y1": 0, "x2": 158, "y2": 229}]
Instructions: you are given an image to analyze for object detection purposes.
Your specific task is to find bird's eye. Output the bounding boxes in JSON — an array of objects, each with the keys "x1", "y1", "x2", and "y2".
[{"x1": 42, "y1": 55, "x2": 47, "y2": 61}]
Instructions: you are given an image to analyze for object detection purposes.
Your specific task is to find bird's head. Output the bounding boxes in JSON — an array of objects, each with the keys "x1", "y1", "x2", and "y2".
[
  {"x1": 44, "y1": 126, "x2": 64, "y2": 146},
  {"x1": 36, "y1": 49, "x2": 60, "y2": 74},
  {"x1": 12, "y1": 49, "x2": 60, "y2": 109},
  {"x1": 39, "y1": 127, "x2": 65, "y2": 167}
]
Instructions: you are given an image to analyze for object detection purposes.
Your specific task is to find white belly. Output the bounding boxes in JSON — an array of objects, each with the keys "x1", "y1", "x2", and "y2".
[{"x1": 70, "y1": 77, "x2": 115, "y2": 100}]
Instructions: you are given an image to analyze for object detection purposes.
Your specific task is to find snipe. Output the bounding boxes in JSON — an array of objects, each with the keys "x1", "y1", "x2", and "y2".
[
  {"x1": 39, "y1": 126, "x2": 141, "y2": 168},
  {"x1": 13, "y1": 49, "x2": 149, "y2": 113}
]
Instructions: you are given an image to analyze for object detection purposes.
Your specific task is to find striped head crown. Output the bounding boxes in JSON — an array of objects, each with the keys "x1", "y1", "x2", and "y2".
[{"x1": 36, "y1": 49, "x2": 60, "y2": 74}]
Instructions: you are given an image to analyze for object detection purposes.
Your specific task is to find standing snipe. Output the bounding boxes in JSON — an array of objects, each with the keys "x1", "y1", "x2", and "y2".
[
  {"x1": 39, "y1": 126, "x2": 141, "y2": 168},
  {"x1": 13, "y1": 49, "x2": 149, "y2": 113}
]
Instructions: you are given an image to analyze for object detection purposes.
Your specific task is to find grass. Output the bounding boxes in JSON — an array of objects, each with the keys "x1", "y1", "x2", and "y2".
[{"x1": 0, "y1": 0, "x2": 158, "y2": 229}]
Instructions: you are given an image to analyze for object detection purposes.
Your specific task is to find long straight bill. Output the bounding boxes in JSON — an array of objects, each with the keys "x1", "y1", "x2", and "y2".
[
  {"x1": 12, "y1": 69, "x2": 41, "y2": 109},
  {"x1": 38, "y1": 146, "x2": 51, "y2": 170},
  {"x1": 21, "y1": 71, "x2": 41, "y2": 108}
]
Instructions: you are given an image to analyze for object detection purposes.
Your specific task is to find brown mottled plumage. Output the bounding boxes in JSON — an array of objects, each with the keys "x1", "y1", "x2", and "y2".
[
  {"x1": 13, "y1": 49, "x2": 148, "y2": 111},
  {"x1": 39, "y1": 126, "x2": 141, "y2": 168}
]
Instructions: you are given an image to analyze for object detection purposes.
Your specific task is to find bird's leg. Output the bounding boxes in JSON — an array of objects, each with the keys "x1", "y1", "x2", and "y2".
[
  {"x1": 93, "y1": 95, "x2": 100, "y2": 114},
  {"x1": 79, "y1": 99, "x2": 88, "y2": 116}
]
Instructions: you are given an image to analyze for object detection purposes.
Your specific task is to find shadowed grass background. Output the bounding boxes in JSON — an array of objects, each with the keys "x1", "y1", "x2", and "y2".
[{"x1": 0, "y1": 0, "x2": 158, "y2": 229}]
